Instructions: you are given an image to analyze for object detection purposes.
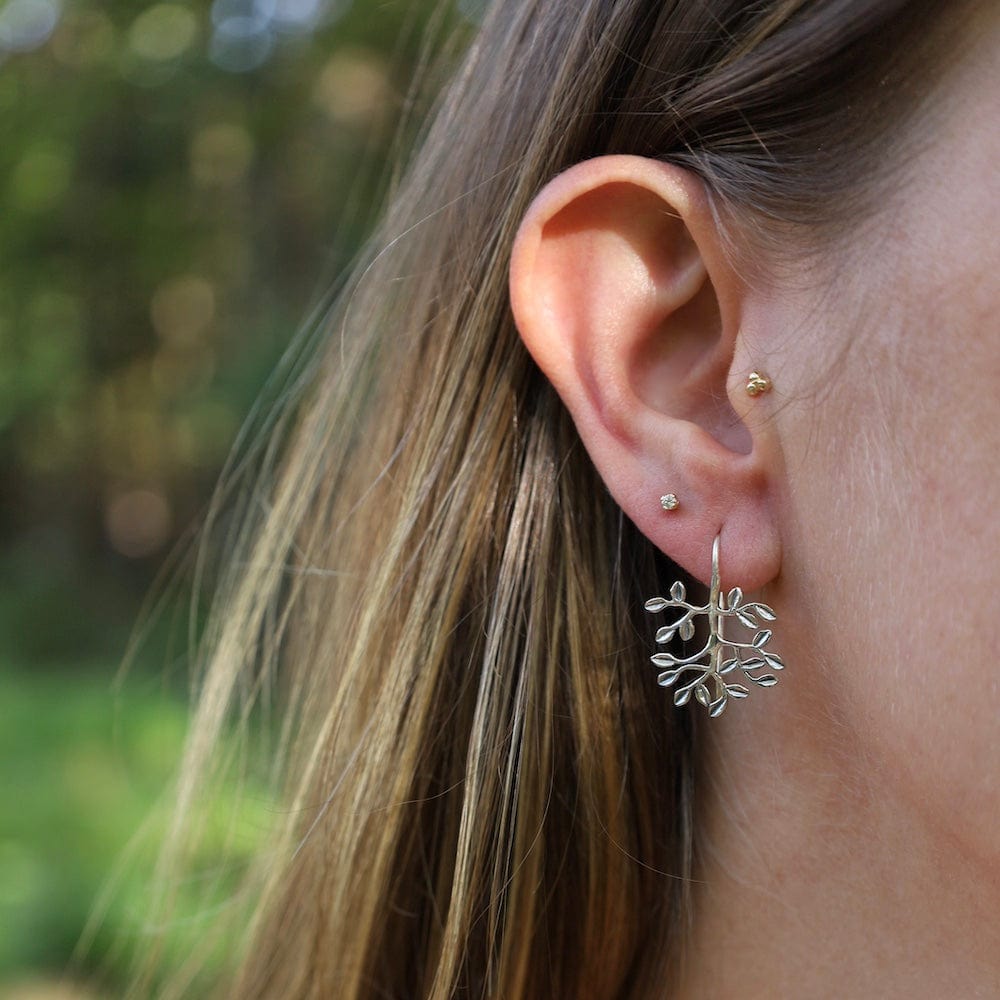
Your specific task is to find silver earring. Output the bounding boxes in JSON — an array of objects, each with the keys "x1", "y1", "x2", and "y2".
[{"x1": 644, "y1": 532, "x2": 785, "y2": 717}]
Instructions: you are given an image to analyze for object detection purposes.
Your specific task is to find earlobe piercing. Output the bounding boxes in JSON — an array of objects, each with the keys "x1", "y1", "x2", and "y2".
[
  {"x1": 745, "y1": 371, "x2": 772, "y2": 396},
  {"x1": 659, "y1": 493, "x2": 679, "y2": 511},
  {"x1": 644, "y1": 532, "x2": 785, "y2": 717}
]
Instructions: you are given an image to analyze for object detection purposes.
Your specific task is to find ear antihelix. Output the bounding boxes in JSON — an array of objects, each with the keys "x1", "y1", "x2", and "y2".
[{"x1": 644, "y1": 531, "x2": 786, "y2": 718}]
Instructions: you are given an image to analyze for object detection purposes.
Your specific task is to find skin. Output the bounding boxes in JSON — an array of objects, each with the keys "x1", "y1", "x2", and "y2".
[{"x1": 508, "y1": 9, "x2": 999, "y2": 999}]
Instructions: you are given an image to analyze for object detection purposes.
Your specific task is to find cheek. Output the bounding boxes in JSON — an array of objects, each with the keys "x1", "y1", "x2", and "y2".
[
  {"x1": 770, "y1": 16, "x2": 1000, "y2": 868},
  {"x1": 784, "y1": 314, "x2": 1000, "y2": 870}
]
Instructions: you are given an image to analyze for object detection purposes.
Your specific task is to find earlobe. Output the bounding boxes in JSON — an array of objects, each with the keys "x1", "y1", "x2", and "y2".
[{"x1": 508, "y1": 155, "x2": 781, "y2": 589}]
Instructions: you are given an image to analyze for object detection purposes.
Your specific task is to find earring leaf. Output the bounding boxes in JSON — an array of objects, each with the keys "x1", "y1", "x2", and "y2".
[{"x1": 644, "y1": 534, "x2": 786, "y2": 717}]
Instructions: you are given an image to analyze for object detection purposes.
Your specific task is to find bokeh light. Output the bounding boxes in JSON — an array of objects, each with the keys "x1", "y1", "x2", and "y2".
[
  {"x1": 209, "y1": 10, "x2": 273, "y2": 73},
  {"x1": 0, "y1": 0, "x2": 62, "y2": 54},
  {"x1": 313, "y1": 48, "x2": 389, "y2": 126},
  {"x1": 50, "y1": 8, "x2": 114, "y2": 68},
  {"x1": 209, "y1": 0, "x2": 353, "y2": 72},
  {"x1": 104, "y1": 487, "x2": 173, "y2": 558},
  {"x1": 151, "y1": 275, "x2": 217, "y2": 346},
  {"x1": 127, "y1": 4, "x2": 198, "y2": 63},
  {"x1": 189, "y1": 122, "x2": 255, "y2": 188},
  {"x1": 8, "y1": 140, "x2": 71, "y2": 212}
]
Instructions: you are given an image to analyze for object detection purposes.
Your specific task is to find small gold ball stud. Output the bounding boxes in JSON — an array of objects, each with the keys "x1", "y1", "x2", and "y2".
[
  {"x1": 660, "y1": 493, "x2": 679, "y2": 511},
  {"x1": 745, "y1": 371, "x2": 772, "y2": 397}
]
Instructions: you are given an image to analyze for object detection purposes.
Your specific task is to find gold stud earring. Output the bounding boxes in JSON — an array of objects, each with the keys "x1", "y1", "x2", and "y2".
[
  {"x1": 659, "y1": 493, "x2": 679, "y2": 511},
  {"x1": 644, "y1": 532, "x2": 785, "y2": 717},
  {"x1": 745, "y1": 371, "x2": 772, "y2": 396}
]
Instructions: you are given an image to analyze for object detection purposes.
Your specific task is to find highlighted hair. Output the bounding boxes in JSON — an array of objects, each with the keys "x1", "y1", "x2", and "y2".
[{"x1": 130, "y1": 1, "x2": 972, "y2": 995}]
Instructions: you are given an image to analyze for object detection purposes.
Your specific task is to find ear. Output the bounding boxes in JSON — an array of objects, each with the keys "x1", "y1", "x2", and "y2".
[{"x1": 508, "y1": 155, "x2": 781, "y2": 589}]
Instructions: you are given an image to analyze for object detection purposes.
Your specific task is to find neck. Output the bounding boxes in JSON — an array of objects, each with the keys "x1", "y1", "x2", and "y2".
[{"x1": 672, "y1": 646, "x2": 1000, "y2": 998}]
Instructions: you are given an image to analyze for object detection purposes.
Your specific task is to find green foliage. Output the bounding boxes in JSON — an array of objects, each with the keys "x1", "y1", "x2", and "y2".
[
  {"x1": 0, "y1": 664, "x2": 273, "y2": 994},
  {"x1": 0, "y1": 0, "x2": 472, "y2": 660},
  {"x1": 0, "y1": 0, "x2": 480, "y2": 991}
]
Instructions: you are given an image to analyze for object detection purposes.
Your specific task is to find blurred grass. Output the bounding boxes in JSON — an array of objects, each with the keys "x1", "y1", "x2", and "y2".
[
  {"x1": 0, "y1": 660, "x2": 275, "y2": 995},
  {"x1": 0, "y1": 664, "x2": 185, "y2": 987}
]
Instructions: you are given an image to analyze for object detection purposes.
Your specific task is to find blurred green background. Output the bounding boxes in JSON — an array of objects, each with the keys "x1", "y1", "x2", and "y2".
[{"x1": 0, "y1": 0, "x2": 478, "y2": 994}]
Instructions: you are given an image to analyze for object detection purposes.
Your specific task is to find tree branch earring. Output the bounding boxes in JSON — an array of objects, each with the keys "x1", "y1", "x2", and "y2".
[{"x1": 644, "y1": 532, "x2": 786, "y2": 717}]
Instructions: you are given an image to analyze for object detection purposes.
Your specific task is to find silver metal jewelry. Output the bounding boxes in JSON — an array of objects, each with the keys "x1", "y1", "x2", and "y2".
[
  {"x1": 659, "y1": 493, "x2": 679, "y2": 511},
  {"x1": 644, "y1": 532, "x2": 785, "y2": 717}
]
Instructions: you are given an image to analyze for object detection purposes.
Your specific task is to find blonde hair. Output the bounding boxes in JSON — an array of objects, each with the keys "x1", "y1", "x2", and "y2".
[{"x1": 129, "y1": 0, "x2": 971, "y2": 995}]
